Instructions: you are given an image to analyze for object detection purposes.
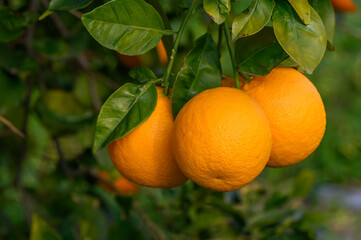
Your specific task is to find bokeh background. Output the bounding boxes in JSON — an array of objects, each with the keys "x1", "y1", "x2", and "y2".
[{"x1": 0, "y1": 0, "x2": 361, "y2": 239}]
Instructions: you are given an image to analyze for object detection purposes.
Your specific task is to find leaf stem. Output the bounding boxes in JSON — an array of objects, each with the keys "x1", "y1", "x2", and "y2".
[
  {"x1": 163, "y1": 0, "x2": 199, "y2": 95},
  {"x1": 223, "y1": 21, "x2": 240, "y2": 89},
  {"x1": 217, "y1": 24, "x2": 223, "y2": 57}
]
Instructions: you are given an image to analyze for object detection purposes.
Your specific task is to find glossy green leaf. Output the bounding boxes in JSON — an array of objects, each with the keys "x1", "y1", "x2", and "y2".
[
  {"x1": 273, "y1": 2, "x2": 327, "y2": 74},
  {"x1": 0, "y1": 8, "x2": 37, "y2": 42},
  {"x1": 232, "y1": 0, "x2": 274, "y2": 39},
  {"x1": 203, "y1": 0, "x2": 231, "y2": 25},
  {"x1": 235, "y1": 27, "x2": 288, "y2": 76},
  {"x1": 171, "y1": 33, "x2": 222, "y2": 118},
  {"x1": 82, "y1": 0, "x2": 165, "y2": 56},
  {"x1": 49, "y1": 0, "x2": 93, "y2": 11},
  {"x1": 310, "y1": 0, "x2": 335, "y2": 44},
  {"x1": 278, "y1": 57, "x2": 299, "y2": 68},
  {"x1": 93, "y1": 82, "x2": 157, "y2": 152},
  {"x1": 30, "y1": 214, "x2": 62, "y2": 240},
  {"x1": 292, "y1": 169, "x2": 315, "y2": 198},
  {"x1": 287, "y1": 0, "x2": 311, "y2": 24},
  {"x1": 129, "y1": 66, "x2": 158, "y2": 83}
]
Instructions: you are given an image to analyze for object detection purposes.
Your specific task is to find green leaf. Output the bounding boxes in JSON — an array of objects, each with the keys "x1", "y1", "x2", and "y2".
[
  {"x1": 0, "y1": 7, "x2": 37, "y2": 42},
  {"x1": 278, "y1": 57, "x2": 299, "y2": 68},
  {"x1": 287, "y1": 0, "x2": 311, "y2": 25},
  {"x1": 232, "y1": 0, "x2": 275, "y2": 39},
  {"x1": 310, "y1": 0, "x2": 335, "y2": 44},
  {"x1": 129, "y1": 66, "x2": 158, "y2": 83},
  {"x1": 82, "y1": 0, "x2": 165, "y2": 56},
  {"x1": 93, "y1": 82, "x2": 157, "y2": 152},
  {"x1": 292, "y1": 169, "x2": 315, "y2": 198},
  {"x1": 49, "y1": 0, "x2": 93, "y2": 11},
  {"x1": 32, "y1": 38, "x2": 69, "y2": 58},
  {"x1": 171, "y1": 33, "x2": 222, "y2": 118},
  {"x1": 273, "y1": 1, "x2": 327, "y2": 74},
  {"x1": 30, "y1": 214, "x2": 62, "y2": 240},
  {"x1": 235, "y1": 27, "x2": 288, "y2": 76},
  {"x1": 203, "y1": 0, "x2": 231, "y2": 25}
]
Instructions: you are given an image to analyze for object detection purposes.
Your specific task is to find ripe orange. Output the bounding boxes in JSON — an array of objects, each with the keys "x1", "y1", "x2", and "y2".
[
  {"x1": 172, "y1": 87, "x2": 272, "y2": 191},
  {"x1": 108, "y1": 87, "x2": 188, "y2": 188},
  {"x1": 113, "y1": 177, "x2": 138, "y2": 195},
  {"x1": 116, "y1": 53, "x2": 144, "y2": 69},
  {"x1": 243, "y1": 67, "x2": 326, "y2": 167},
  {"x1": 156, "y1": 40, "x2": 168, "y2": 65},
  {"x1": 331, "y1": 0, "x2": 357, "y2": 12},
  {"x1": 221, "y1": 76, "x2": 244, "y2": 88},
  {"x1": 96, "y1": 170, "x2": 113, "y2": 192}
]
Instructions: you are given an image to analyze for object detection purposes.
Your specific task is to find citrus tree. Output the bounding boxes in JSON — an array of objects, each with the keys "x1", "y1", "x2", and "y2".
[{"x1": 0, "y1": 0, "x2": 358, "y2": 239}]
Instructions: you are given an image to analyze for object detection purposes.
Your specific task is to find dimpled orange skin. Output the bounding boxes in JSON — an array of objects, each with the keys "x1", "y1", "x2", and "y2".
[
  {"x1": 108, "y1": 87, "x2": 188, "y2": 188},
  {"x1": 172, "y1": 87, "x2": 272, "y2": 192},
  {"x1": 331, "y1": 0, "x2": 357, "y2": 12},
  {"x1": 243, "y1": 68, "x2": 326, "y2": 168}
]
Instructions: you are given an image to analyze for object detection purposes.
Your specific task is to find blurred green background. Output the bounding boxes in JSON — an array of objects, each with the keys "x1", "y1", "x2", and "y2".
[{"x1": 0, "y1": 0, "x2": 361, "y2": 239}]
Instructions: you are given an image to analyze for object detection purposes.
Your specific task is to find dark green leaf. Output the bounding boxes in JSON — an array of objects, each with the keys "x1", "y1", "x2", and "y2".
[
  {"x1": 235, "y1": 27, "x2": 288, "y2": 76},
  {"x1": 30, "y1": 214, "x2": 63, "y2": 240},
  {"x1": 203, "y1": 0, "x2": 231, "y2": 25},
  {"x1": 278, "y1": 57, "x2": 299, "y2": 68},
  {"x1": 49, "y1": 0, "x2": 93, "y2": 11},
  {"x1": 171, "y1": 33, "x2": 222, "y2": 118},
  {"x1": 310, "y1": 0, "x2": 335, "y2": 44},
  {"x1": 273, "y1": 1, "x2": 327, "y2": 73},
  {"x1": 292, "y1": 169, "x2": 315, "y2": 198},
  {"x1": 129, "y1": 66, "x2": 158, "y2": 83},
  {"x1": 232, "y1": 0, "x2": 275, "y2": 39},
  {"x1": 0, "y1": 8, "x2": 37, "y2": 42},
  {"x1": 287, "y1": 0, "x2": 311, "y2": 24},
  {"x1": 32, "y1": 38, "x2": 69, "y2": 58},
  {"x1": 93, "y1": 82, "x2": 157, "y2": 152},
  {"x1": 82, "y1": 0, "x2": 165, "y2": 56}
]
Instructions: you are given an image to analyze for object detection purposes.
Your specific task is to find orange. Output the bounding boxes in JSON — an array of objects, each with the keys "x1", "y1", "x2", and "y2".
[
  {"x1": 221, "y1": 76, "x2": 245, "y2": 88},
  {"x1": 96, "y1": 170, "x2": 113, "y2": 192},
  {"x1": 108, "y1": 87, "x2": 187, "y2": 188},
  {"x1": 116, "y1": 53, "x2": 143, "y2": 69},
  {"x1": 156, "y1": 40, "x2": 168, "y2": 65},
  {"x1": 243, "y1": 67, "x2": 326, "y2": 167},
  {"x1": 172, "y1": 87, "x2": 272, "y2": 191},
  {"x1": 331, "y1": 0, "x2": 357, "y2": 12},
  {"x1": 113, "y1": 177, "x2": 138, "y2": 195}
]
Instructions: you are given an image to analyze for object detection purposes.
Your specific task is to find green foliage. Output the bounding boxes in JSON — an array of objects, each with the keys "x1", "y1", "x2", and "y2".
[
  {"x1": 232, "y1": 0, "x2": 275, "y2": 39},
  {"x1": 30, "y1": 214, "x2": 62, "y2": 240},
  {"x1": 48, "y1": 0, "x2": 93, "y2": 11},
  {"x1": 235, "y1": 27, "x2": 288, "y2": 76},
  {"x1": 287, "y1": 0, "x2": 311, "y2": 25},
  {"x1": 0, "y1": 0, "x2": 359, "y2": 239},
  {"x1": 171, "y1": 33, "x2": 222, "y2": 118},
  {"x1": 203, "y1": 0, "x2": 231, "y2": 25},
  {"x1": 273, "y1": 2, "x2": 327, "y2": 74},
  {"x1": 82, "y1": 0, "x2": 165, "y2": 56},
  {"x1": 93, "y1": 82, "x2": 157, "y2": 152},
  {"x1": 0, "y1": 7, "x2": 37, "y2": 42}
]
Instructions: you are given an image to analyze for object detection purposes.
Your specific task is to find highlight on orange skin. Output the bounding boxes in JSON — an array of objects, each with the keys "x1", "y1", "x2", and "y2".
[
  {"x1": 156, "y1": 40, "x2": 168, "y2": 65},
  {"x1": 331, "y1": 0, "x2": 357, "y2": 12}
]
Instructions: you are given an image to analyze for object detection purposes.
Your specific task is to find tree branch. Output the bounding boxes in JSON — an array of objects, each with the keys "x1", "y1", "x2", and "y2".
[{"x1": 0, "y1": 115, "x2": 25, "y2": 138}]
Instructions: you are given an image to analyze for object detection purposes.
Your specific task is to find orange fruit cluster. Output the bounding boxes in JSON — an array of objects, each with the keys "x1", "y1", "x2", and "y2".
[
  {"x1": 108, "y1": 67, "x2": 326, "y2": 191},
  {"x1": 331, "y1": 0, "x2": 357, "y2": 12}
]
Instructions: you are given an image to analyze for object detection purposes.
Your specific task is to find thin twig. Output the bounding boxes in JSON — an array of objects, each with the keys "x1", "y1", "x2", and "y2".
[
  {"x1": 52, "y1": 136, "x2": 85, "y2": 178},
  {"x1": 69, "y1": 10, "x2": 82, "y2": 19},
  {"x1": 0, "y1": 115, "x2": 25, "y2": 138}
]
